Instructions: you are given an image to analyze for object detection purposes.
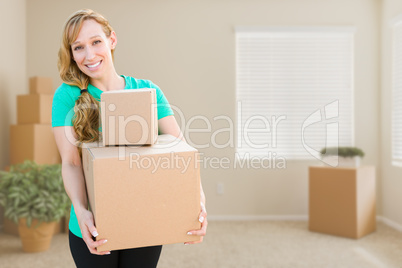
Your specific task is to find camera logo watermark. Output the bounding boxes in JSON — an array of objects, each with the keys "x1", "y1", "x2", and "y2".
[{"x1": 301, "y1": 100, "x2": 339, "y2": 167}]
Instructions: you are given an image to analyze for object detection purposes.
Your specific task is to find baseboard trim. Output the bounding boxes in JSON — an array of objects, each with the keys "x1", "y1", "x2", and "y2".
[
  {"x1": 208, "y1": 215, "x2": 308, "y2": 221},
  {"x1": 208, "y1": 215, "x2": 402, "y2": 233},
  {"x1": 377, "y1": 215, "x2": 402, "y2": 232}
]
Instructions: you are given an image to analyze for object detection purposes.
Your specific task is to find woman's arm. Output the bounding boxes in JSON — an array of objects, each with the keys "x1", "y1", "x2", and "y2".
[
  {"x1": 158, "y1": 115, "x2": 184, "y2": 141},
  {"x1": 53, "y1": 126, "x2": 110, "y2": 255},
  {"x1": 158, "y1": 115, "x2": 207, "y2": 244}
]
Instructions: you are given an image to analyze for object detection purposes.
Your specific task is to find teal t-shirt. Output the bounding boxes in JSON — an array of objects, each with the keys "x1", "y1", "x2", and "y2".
[{"x1": 51, "y1": 75, "x2": 174, "y2": 238}]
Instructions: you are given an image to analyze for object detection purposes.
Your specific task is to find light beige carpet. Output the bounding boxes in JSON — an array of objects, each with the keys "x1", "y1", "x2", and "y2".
[{"x1": 1, "y1": 221, "x2": 402, "y2": 268}]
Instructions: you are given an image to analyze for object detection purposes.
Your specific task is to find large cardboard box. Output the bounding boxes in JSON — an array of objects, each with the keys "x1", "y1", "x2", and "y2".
[
  {"x1": 17, "y1": 94, "x2": 53, "y2": 124},
  {"x1": 29, "y1": 77, "x2": 53, "y2": 94},
  {"x1": 10, "y1": 124, "x2": 61, "y2": 165},
  {"x1": 101, "y1": 89, "x2": 158, "y2": 146},
  {"x1": 309, "y1": 166, "x2": 376, "y2": 239},
  {"x1": 82, "y1": 134, "x2": 201, "y2": 251}
]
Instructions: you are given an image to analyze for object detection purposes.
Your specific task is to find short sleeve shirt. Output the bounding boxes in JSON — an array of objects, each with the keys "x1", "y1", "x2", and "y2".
[{"x1": 52, "y1": 75, "x2": 174, "y2": 127}]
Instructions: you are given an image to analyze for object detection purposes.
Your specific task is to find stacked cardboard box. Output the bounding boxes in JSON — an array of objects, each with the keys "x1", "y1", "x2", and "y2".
[
  {"x1": 82, "y1": 90, "x2": 201, "y2": 251},
  {"x1": 10, "y1": 77, "x2": 60, "y2": 165},
  {"x1": 5, "y1": 77, "x2": 62, "y2": 235},
  {"x1": 100, "y1": 89, "x2": 158, "y2": 146}
]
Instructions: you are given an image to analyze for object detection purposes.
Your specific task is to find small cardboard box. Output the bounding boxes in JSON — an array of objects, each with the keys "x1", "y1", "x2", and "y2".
[
  {"x1": 309, "y1": 166, "x2": 376, "y2": 239},
  {"x1": 29, "y1": 77, "x2": 53, "y2": 94},
  {"x1": 17, "y1": 94, "x2": 53, "y2": 124},
  {"x1": 100, "y1": 88, "x2": 158, "y2": 146},
  {"x1": 10, "y1": 124, "x2": 61, "y2": 165},
  {"x1": 82, "y1": 134, "x2": 201, "y2": 251}
]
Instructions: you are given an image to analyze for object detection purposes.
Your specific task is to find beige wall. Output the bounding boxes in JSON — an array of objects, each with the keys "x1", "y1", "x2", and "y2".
[
  {"x1": 0, "y1": 0, "x2": 26, "y2": 168},
  {"x1": 381, "y1": 0, "x2": 402, "y2": 226},
  {"x1": 0, "y1": 0, "x2": 26, "y2": 225},
  {"x1": 24, "y1": 0, "x2": 380, "y2": 217}
]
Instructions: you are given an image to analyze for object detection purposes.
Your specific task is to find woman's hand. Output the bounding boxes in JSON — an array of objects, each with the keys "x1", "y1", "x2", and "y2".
[
  {"x1": 77, "y1": 208, "x2": 111, "y2": 255},
  {"x1": 185, "y1": 202, "x2": 208, "y2": 245}
]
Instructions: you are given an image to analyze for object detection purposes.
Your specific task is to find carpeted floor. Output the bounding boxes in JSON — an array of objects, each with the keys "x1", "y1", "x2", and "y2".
[{"x1": 1, "y1": 221, "x2": 402, "y2": 268}]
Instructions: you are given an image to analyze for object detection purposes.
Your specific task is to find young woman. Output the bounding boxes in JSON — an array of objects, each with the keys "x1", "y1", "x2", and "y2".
[{"x1": 52, "y1": 9, "x2": 207, "y2": 268}]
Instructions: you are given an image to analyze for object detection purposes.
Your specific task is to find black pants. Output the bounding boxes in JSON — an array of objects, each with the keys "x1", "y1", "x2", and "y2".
[{"x1": 69, "y1": 231, "x2": 162, "y2": 268}]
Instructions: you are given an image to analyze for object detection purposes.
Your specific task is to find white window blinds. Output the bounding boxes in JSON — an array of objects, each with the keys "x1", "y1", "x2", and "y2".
[
  {"x1": 236, "y1": 27, "x2": 354, "y2": 159},
  {"x1": 392, "y1": 20, "x2": 402, "y2": 165}
]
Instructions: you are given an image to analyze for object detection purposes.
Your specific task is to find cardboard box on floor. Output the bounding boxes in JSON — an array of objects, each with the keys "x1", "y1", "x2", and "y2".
[
  {"x1": 17, "y1": 94, "x2": 53, "y2": 124},
  {"x1": 101, "y1": 88, "x2": 158, "y2": 146},
  {"x1": 29, "y1": 77, "x2": 53, "y2": 94},
  {"x1": 309, "y1": 166, "x2": 376, "y2": 239},
  {"x1": 10, "y1": 124, "x2": 61, "y2": 165},
  {"x1": 82, "y1": 134, "x2": 201, "y2": 251}
]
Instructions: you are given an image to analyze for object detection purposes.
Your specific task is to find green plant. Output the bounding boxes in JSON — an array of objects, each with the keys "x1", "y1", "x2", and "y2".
[
  {"x1": 320, "y1": 147, "x2": 365, "y2": 158},
  {"x1": 0, "y1": 161, "x2": 71, "y2": 227}
]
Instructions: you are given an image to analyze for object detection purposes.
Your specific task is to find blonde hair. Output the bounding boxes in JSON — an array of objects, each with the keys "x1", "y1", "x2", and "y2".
[{"x1": 58, "y1": 9, "x2": 114, "y2": 152}]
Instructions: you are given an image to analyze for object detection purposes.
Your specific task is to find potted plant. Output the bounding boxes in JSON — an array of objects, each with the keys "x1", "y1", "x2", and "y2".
[
  {"x1": 320, "y1": 147, "x2": 365, "y2": 167},
  {"x1": 0, "y1": 161, "x2": 71, "y2": 253}
]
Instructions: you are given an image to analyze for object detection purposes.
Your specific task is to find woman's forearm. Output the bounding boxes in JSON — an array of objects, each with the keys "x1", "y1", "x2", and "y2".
[{"x1": 61, "y1": 162, "x2": 89, "y2": 216}]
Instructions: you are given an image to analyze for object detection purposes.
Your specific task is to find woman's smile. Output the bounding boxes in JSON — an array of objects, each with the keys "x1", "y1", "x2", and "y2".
[{"x1": 86, "y1": 60, "x2": 102, "y2": 70}]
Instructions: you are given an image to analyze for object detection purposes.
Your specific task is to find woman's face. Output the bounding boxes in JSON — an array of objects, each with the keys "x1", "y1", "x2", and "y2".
[{"x1": 71, "y1": 19, "x2": 116, "y2": 81}]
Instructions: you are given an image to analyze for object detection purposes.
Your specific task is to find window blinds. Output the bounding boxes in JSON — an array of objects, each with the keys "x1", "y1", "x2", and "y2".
[{"x1": 235, "y1": 27, "x2": 354, "y2": 159}]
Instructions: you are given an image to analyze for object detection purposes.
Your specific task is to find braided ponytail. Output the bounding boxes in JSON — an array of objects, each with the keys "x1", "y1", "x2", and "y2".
[{"x1": 57, "y1": 9, "x2": 114, "y2": 153}]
